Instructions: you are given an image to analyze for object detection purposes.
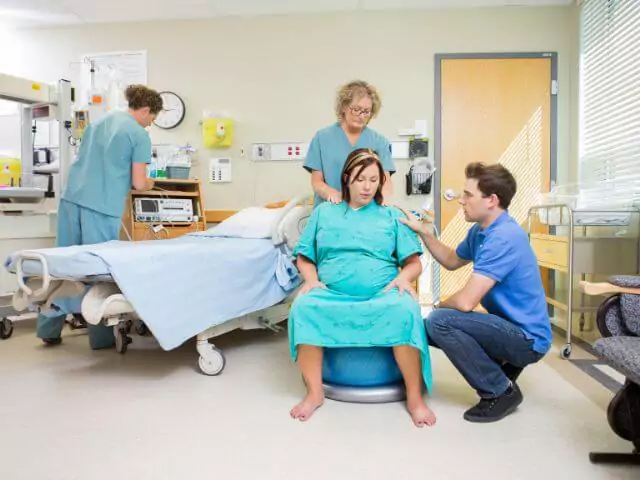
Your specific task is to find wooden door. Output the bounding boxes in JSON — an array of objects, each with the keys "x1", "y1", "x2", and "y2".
[{"x1": 435, "y1": 57, "x2": 553, "y2": 301}]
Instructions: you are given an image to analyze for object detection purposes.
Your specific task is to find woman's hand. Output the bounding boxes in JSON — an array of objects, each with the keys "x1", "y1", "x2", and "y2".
[
  {"x1": 383, "y1": 276, "x2": 418, "y2": 300},
  {"x1": 297, "y1": 279, "x2": 327, "y2": 298},
  {"x1": 325, "y1": 187, "x2": 342, "y2": 205}
]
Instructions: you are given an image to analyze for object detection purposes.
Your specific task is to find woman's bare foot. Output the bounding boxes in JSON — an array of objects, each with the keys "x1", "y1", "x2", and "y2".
[
  {"x1": 290, "y1": 392, "x2": 325, "y2": 422},
  {"x1": 407, "y1": 396, "x2": 436, "y2": 428}
]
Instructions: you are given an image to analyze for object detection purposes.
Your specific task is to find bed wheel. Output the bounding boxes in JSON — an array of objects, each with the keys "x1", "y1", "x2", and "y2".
[
  {"x1": 198, "y1": 346, "x2": 226, "y2": 376},
  {"x1": 0, "y1": 317, "x2": 14, "y2": 340},
  {"x1": 135, "y1": 320, "x2": 149, "y2": 336},
  {"x1": 115, "y1": 326, "x2": 132, "y2": 354},
  {"x1": 561, "y1": 344, "x2": 572, "y2": 359}
]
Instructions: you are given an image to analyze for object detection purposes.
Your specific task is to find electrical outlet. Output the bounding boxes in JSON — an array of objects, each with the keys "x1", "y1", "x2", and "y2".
[
  {"x1": 287, "y1": 144, "x2": 301, "y2": 159},
  {"x1": 250, "y1": 142, "x2": 308, "y2": 161},
  {"x1": 251, "y1": 143, "x2": 270, "y2": 161},
  {"x1": 270, "y1": 142, "x2": 309, "y2": 161}
]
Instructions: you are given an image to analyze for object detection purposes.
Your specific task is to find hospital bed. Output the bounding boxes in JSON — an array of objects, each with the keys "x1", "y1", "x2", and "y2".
[{"x1": 4, "y1": 197, "x2": 312, "y2": 375}]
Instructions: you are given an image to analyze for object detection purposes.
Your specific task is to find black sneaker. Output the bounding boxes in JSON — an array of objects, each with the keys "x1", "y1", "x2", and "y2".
[
  {"x1": 501, "y1": 363, "x2": 524, "y2": 382},
  {"x1": 463, "y1": 383, "x2": 523, "y2": 423}
]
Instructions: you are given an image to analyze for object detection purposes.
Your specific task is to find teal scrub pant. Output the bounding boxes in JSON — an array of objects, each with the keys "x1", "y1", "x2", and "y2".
[{"x1": 36, "y1": 199, "x2": 121, "y2": 350}]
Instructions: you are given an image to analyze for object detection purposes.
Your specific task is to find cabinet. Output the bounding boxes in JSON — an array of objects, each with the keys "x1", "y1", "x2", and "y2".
[
  {"x1": 121, "y1": 179, "x2": 207, "y2": 241},
  {"x1": 527, "y1": 204, "x2": 640, "y2": 358}
]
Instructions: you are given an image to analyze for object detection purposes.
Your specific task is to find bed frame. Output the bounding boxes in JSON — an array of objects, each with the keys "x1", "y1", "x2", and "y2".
[{"x1": 6, "y1": 197, "x2": 312, "y2": 376}]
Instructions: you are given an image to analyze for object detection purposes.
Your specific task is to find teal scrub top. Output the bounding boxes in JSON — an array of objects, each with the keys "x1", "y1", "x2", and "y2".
[
  {"x1": 63, "y1": 111, "x2": 152, "y2": 219},
  {"x1": 303, "y1": 123, "x2": 395, "y2": 206}
]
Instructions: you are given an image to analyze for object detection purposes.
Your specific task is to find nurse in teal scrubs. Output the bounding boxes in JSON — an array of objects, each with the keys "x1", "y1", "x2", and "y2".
[
  {"x1": 37, "y1": 84, "x2": 162, "y2": 349},
  {"x1": 304, "y1": 80, "x2": 395, "y2": 206}
]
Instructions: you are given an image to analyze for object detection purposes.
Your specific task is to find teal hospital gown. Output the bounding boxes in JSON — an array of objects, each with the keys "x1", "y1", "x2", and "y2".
[
  {"x1": 288, "y1": 201, "x2": 433, "y2": 392},
  {"x1": 304, "y1": 123, "x2": 395, "y2": 207}
]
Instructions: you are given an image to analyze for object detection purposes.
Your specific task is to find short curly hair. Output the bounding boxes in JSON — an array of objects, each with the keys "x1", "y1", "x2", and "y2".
[
  {"x1": 125, "y1": 85, "x2": 163, "y2": 115},
  {"x1": 335, "y1": 80, "x2": 382, "y2": 122}
]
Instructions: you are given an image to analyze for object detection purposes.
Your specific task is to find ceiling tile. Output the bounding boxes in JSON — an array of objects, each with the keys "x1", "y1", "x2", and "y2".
[
  {"x1": 360, "y1": 0, "x2": 572, "y2": 10},
  {"x1": 63, "y1": 0, "x2": 217, "y2": 23},
  {"x1": 1, "y1": 0, "x2": 574, "y2": 28},
  {"x1": 213, "y1": 0, "x2": 359, "y2": 17},
  {"x1": 0, "y1": 0, "x2": 70, "y2": 12},
  {"x1": 0, "y1": 0, "x2": 81, "y2": 26}
]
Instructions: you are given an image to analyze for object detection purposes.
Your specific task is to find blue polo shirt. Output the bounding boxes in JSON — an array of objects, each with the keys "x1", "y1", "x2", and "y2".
[{"x1": 456, "y1": 212, "x2": 552, "y2": 354}]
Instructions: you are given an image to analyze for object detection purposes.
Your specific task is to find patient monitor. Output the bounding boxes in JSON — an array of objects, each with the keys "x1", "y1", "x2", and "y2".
[{"x1": 134, "y1": 197, "x2": 193, "y2": 223}]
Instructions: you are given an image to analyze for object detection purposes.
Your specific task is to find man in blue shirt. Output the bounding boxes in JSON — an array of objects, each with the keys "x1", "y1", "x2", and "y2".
[{"x1": 401, "y1": 162, "x2": 552, "y2": 423}]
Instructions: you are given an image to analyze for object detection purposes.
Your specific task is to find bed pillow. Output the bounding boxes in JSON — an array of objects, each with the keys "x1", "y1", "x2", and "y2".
[{"x1": 207, "y1": 207, "x2": 283, "y2": 239}]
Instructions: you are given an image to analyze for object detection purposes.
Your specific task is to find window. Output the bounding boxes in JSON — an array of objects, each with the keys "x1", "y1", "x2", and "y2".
[
  {"x1": 579, "y1": 0, "x2": 640, "y2": 206},
  {"x1": 0, "y1": 99, "x2": 18, "y2": 116}
]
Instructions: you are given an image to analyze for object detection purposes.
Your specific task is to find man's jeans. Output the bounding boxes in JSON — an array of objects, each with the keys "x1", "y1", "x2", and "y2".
[{"x1": 425, "y1": 308, "x2": 544, "y2": 398}]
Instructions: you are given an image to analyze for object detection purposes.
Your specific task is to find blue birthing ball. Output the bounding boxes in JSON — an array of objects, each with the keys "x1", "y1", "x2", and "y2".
[{"x1": 322, "y1": 347, "x2": 403, "y2": 387}]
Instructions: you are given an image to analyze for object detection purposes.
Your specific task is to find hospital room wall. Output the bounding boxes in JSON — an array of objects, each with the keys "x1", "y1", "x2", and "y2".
[{"x1": 0, "y1": 6, "x2": 579, "y2": 212}]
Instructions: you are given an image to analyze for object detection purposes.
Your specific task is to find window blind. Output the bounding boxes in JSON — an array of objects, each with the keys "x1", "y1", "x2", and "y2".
[{"x1": 579, "y1": 0, "x2": 640, "y2": 207}]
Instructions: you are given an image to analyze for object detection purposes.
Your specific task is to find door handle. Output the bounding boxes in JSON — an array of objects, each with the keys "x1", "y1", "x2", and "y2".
[{"x1": 443, "y1": 189, "x2": 460, "y2": 201}]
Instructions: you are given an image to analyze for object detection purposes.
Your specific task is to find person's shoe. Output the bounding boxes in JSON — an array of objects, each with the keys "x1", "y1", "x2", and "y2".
[
  {"x1": 463, "y1": 383, "x2": 523, "y2": 423},
  {"x1": 67, "y1": 314, "x2": 88, "y2": 330},
  {"x1": 501, "y1": 363, "x2": 524, "y2": 382},
  {"x1": 42, "y1": 338, "x2": 62, "y2": 346}
]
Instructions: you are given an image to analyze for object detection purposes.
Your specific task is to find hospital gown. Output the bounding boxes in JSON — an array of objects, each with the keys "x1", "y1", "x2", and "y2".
[{"x1": 288, "y1": 201, "x2": 432, "y2": 391}]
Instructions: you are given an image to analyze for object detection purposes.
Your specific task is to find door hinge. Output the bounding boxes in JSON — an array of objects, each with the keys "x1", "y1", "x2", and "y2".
[{"x1": 551, "y1": 80, "x2": 558, "y2": 95}]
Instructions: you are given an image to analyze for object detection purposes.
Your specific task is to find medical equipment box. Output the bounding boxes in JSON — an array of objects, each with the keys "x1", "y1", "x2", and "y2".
[
  {"x1": 166, "y1": 166, "x2": 190, "y2": 179},
  {"x1": 134, "y1": 197, "x2": 194, "y2": 223}
]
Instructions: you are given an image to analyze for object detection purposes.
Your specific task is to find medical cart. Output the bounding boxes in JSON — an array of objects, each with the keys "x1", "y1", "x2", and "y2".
[{"x1": 527, "y1": 204, "x2": 640, "y2": 358}]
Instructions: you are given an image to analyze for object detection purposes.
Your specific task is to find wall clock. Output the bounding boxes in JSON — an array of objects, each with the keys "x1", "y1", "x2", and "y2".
[{"x1": 154, "y1": 91, "x2": 185, "y2": 129}]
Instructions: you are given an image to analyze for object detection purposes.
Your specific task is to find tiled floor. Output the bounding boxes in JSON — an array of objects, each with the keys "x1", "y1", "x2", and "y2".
[{"x1": 0, "y1": 317, "x2": 637, "y2": 480}]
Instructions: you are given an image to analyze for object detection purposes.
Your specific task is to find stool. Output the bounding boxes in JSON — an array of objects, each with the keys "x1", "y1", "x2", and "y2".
[{"x1": 322, "y1": 347, "x2": 406, "y2": 404}]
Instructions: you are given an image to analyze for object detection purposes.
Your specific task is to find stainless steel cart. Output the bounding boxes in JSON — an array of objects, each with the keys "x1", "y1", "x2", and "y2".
[{"x1": 527, "y1": 204, "x2": 640, "y2": 358}]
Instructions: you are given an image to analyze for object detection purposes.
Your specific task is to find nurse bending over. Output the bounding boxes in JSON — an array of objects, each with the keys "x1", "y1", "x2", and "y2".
[
  {"x1": 37, "y1": 85, "x2": 163, "y2": 349},
  {"x1": 288, "y1": 148, "x2": 435, "y2": 427}
]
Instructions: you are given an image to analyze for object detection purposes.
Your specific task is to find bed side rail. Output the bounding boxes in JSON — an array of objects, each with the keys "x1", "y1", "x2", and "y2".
[
  {"x1": 271, "y1": 196, "x2": 313, "y2": 249},
  {"x1": 15, "y1": 252, "x2": 51, "y2": 297}
]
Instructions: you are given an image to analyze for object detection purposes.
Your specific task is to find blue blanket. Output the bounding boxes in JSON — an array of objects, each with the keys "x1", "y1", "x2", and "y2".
[{"x1": 5, "y1": 235, "x2": 300, "y2": 350}]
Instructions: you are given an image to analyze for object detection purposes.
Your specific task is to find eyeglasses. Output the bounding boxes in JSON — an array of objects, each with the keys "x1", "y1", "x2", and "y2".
[{"x1": 348, "y1": 106, "x2": 372, "y2": 117}]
